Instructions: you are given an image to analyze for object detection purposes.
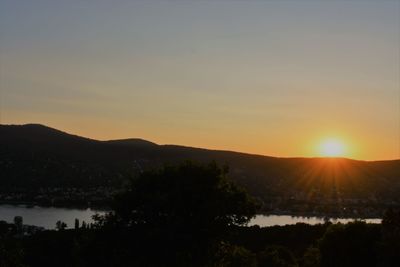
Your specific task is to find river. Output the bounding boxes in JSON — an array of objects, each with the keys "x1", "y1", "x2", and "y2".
[
  {"x1": 249, "y1": 214, "x2": 381, "y2": 227},
  {"x1": 0, "y1": 205, "x2": 381, "y2": 229}
]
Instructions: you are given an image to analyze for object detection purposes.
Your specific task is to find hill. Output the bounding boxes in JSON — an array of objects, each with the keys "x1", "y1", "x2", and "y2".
[{"x1": 1, "y1": 124, "x2": 399, "y2": 210}]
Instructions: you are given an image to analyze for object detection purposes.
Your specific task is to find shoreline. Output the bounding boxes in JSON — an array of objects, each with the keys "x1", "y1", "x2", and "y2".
[
  {"x1": 257, "y1": 211, "x2": 382, "y2": 220},
  {"x1": 0, "y1": 202, "x2": 383, "y2": 220}
]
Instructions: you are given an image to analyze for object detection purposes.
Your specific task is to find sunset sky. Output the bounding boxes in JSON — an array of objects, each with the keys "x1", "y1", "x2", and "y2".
[{"x1": 1, "y1": 0, "x2": 399, "y2": 160}]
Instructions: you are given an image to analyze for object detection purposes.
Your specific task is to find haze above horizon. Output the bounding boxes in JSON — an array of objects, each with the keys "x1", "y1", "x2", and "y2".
[{"x1": 1, "y1": 0, "x2": 399, "y2": 160}]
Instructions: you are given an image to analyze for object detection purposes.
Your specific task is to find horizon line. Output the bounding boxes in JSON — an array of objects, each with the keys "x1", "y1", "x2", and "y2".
[{"x1": 2, "y1": 122, "x2": 399, "y2": 163}]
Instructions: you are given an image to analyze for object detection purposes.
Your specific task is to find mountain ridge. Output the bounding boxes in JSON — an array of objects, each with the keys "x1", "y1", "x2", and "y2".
[
  {"x1": 1, "y1": 123, "x2": 399, "y2": 203},
  {"x1": 3, "y1": 123, "x2": 396, "y2": 162}
]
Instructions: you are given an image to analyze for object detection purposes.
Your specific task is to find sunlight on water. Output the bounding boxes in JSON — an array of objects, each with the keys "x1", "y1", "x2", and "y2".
[
  {"x1": 0, "y1": 205, "x2": 382, "y2": 229},
  {"x1": 249, "y1": 215, "x2": 381, "y2": 227}
]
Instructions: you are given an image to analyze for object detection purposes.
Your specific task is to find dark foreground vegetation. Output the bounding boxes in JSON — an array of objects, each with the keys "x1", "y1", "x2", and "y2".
[{"x1": 1, "y1": 162, "x2": 399, "y2": 267}]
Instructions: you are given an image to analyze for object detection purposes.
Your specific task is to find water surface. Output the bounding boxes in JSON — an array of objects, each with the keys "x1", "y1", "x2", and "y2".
[
  {"x1": 0, "y1": 205, "x2": 104, "y2": 229},
  {"x1": 249, "y1": 214, "x2": 381, "y2": 227},
  {"x1": 0, "y1": 205, "x2": 382, "y2": 229}
]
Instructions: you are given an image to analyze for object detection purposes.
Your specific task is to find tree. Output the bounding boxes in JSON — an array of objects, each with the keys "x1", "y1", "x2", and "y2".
[
  {"x1": 302, "y1": 246, "x2": 320, "y2": 267},
  {"x1": 380, "y1": 208, "x2": 400, "y2": 266},
  {"x1": 74, "y1": 219, "x2": 79, "y2": 230},
  {"x1": 213, "y1": 242, "x2": 257, "y2": 267},
  {"x1": 92, "y1": 161, "x2": 259, "y2": 266},
  {"x1": 102, "y1": 161, "x2": 259, "y2": 232},
  {"x1": 257, "y1": 246, "x2": 298, "y2": 267},
  {"x1": 13, "y1": 216, "x2": 23, "y2": 233},
  {"x1": 55, "y1": 221, "x2": 67, "y2": 231},
  {"x1": 318, "y1": 221, "x2": 379, "y2": 267},
  {"x1": 0, "y1": 239, "x2": 25, "y2": 267}
]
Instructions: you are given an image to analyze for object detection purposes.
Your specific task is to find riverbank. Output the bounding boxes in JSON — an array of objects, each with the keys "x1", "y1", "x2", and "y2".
[
  {"x1": 0, "y1": 201, "x2": 385, "y2": 220},
  {"x1": 0, "y1": 204, "x2": 383, "y2": 230},
  {"x1": 259, "y1": 210, "x2": 383, "y2": 220}
]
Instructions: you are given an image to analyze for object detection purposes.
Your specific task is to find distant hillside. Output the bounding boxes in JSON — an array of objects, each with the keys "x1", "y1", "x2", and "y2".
[{"x1": 1, "y1": 124, "x2": 399, "y2": 202}]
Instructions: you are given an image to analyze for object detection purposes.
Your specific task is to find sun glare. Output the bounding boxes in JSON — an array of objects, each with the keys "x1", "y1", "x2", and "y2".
[{"x1": 318, "y1": 139, "x2": 347, "y2": 157}]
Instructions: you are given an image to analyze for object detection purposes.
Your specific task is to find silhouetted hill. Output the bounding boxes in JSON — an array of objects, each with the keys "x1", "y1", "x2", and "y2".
[
  {"x1": 104, "y1": 138, "x2": 158, "y2": 147},
  {"x1": 1, "y1": 124, "x2": 399, "y2": 203}
]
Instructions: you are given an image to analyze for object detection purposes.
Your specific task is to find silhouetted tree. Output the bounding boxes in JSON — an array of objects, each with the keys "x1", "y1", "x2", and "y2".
[
  {"x1": 318, "y1": 221, "x2": 379, "y2": 267},
  {"x1": 0, "y1": 239, "x2": 25, "y2": 267},
  {"x1": 74, "y1": 219, "x2": 79, "y2": 230},
  {"x1": 13, "y1": 216, "x2": 23, "y2": 234},
  {"x1": 101, "y1": 161, "x2": 258, "y2": 233},
  {"x1": 380, "y1": 208, "x2": 400, "y2": 266},
  {"x1": 94, "y1": 161, "x2": 259, "y2": 266},
  {"x1": 257, "y1": 245, "x2": 298, "y2": 267},
  {"x1": 213, "y1": 242, "x2": 257, "y2": 267},
  {"x1": 55, "y1": 221, "x2": 67, "y2": 231},
  {"x1": 302, "y1": 246, "x2": 320, "y2": 267}
]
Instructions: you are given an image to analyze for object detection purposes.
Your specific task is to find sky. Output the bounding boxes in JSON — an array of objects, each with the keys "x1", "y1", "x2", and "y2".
[{"x1": 0, "y1": 0, "x2": 399, "y2": 160}]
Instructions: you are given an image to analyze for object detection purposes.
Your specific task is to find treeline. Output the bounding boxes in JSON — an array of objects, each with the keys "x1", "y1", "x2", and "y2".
[
  {"x1": 0, "y1": 161, "x2": 399, "y2": 266},
  {"x1": 1, "y1": 216, "x2": 400, "y2": 266}
]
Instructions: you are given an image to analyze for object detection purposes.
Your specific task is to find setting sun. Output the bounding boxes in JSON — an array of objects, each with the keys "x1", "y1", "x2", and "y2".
[{"x1": 318, "y1": 139, "x2": 347, "y2": 157}]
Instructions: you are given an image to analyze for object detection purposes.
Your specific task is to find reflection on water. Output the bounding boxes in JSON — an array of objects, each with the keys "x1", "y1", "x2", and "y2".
[
  {"x1": 249, "y1": 214, "x2": 381, "y2": 227},
  {"x1": 0, "y1": 205, "x2": 382, "y2": 229}
]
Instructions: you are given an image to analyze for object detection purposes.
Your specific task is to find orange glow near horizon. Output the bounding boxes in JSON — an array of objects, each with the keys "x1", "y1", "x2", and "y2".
[
  {"x1": 1, "y1": 2, "x2": 399, "y2": 162},
  {"x1": 2, "y1": 116, "x2": 399, "y2": 161}
]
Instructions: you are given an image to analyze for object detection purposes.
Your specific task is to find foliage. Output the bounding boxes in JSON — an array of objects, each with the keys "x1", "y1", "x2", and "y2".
[
  {"x1": 0, "y1": 239, "x2": 25, "y2": 267},
  {"x1": 379, "y1": 208, "x2": 400, "y2": 266},
  {"x1": 318, "y1": 221, "x2": 380, "y2": 267},
  {"x1": 301, "y1": 246, "x2": 320, "y2": 267},
  {"x1": 0, "y1": 219, "x2": 399, "y2": 266},
  {"x1": 55, "y1": 221, "x2": 67, "y2": 231},
  {"x1": 213, "y1": 242, "x2": 257, "y2": 267},
  {"x1": 102, "y1": 161, "x2": 259, "y2": 233},
  {"x1": 257, "y1": 245, "x2": 298, "y2": 267},
  {"x1": 1, "y1": 156, "x2": 399, "y2": 266}
]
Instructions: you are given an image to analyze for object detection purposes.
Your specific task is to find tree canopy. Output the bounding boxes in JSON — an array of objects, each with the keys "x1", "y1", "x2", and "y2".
[{"x1": 100, "y1": 161, "x2": 259, "y2": 232}]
